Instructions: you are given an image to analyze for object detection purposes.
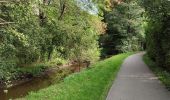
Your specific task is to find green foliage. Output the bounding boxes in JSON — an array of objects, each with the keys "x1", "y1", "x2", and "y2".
[
  {"x1": 0, "y1": 60, "x2": 48, "y2": 85},
  {"x1": 100, "y1": 0, "x2": 145, "y2": 55},
  {"x1": 143, "y1": 54, "x2": 170, "y2": 89},
  {"x1": 0, "y1": 0, "x2": 102, "y2": 84},
  {"x1": 0, "y1": 61, "x2": 17, "y2": 83},
  {"x1": 52, "y1": 68, "x2": 72, "y2": 83},
  {"x1": 26, "y1": 53, "x2": 132, "y2": 100},
  {"x1": 141, "y1": 0, "x2": 170, "y2": 70},
  {"x1": 18, "y1": 64, "x2": 47, "y2": 77}
]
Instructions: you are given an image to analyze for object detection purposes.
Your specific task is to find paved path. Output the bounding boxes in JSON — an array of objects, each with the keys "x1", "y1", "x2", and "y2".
[{"x1": 106, "y1": 52, "x2": 170, "y2": 100}]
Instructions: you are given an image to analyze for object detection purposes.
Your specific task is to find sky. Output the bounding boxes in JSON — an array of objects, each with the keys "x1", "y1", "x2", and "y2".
[{"x1": 76, "y1": 0, "x2": 99, "y2": 15}]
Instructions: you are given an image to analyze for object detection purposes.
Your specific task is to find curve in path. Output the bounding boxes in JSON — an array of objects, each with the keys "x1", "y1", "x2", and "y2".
[{"x1": 106, "y1": 52, "x2": 170, "y2": 100}]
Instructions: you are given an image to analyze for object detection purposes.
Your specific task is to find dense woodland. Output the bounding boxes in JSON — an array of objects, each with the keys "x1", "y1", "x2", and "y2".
[{"x1": 0, "y1": 0, "x2": 170, "y2": 88}]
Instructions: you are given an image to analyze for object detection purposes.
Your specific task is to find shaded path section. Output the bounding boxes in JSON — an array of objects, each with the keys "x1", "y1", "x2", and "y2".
[{"x1": 106, "y1": 52, "x2": 170, "y2": 100}]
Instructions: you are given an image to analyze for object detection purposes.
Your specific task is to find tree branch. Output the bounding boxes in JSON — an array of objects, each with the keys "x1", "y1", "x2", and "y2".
[{"x1": 58, "y1": 0, "x2": 66, "y2": 20}]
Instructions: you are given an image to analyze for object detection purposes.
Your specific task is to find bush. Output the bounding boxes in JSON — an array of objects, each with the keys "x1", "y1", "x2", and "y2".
[
  {"x1": 0, "y1": 60, "x2": 18, "y2": 85},
  {"x1": 143, "y1": 0, "x2": 170, "y2": 71},
  {"x1": 18, "y1": 64, "x2": 47, "y2": 77}
]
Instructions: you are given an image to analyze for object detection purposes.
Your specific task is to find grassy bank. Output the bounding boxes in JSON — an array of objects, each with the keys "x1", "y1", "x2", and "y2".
[
  {"x1": 143, "y1": 54, "x2": 170, "y2": 90},
  {"x1": 25, "y1": 53, "x2": 132, "y2": 100}
]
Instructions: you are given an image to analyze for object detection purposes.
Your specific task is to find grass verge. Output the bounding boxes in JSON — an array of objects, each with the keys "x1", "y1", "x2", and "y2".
[
  {"x1": 25, "y1": 53, "x2": 132, "y2": 100},
  {"x1": 143, "y1": 54, "x2": 170, "y2": 90}
]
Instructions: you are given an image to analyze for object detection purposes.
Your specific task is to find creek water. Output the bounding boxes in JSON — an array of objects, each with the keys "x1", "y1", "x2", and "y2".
[
  {"x1": 0, "y1": 63, "x2": 87, "y2": 100},
  {"x1": 0, "y1": 77, "x2": 53, "y2": 100},
  {"x1": 0, "y1": 68, "x2": 61, "y2": 100}
]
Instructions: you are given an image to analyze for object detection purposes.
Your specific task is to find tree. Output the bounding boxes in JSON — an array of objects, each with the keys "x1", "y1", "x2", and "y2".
[
  {"x1": 98, "y1": 0, "x2": 145, "y2": 56},
  {"x1": 141, "y1": 0, "x2": 170, "y2": 70},
  {"x1": 0, "y1": 0, "x2": 102, "y2": 78}
]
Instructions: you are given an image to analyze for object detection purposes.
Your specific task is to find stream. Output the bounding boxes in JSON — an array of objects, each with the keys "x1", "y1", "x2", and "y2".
[{"x1": 0, "y1": 63, "x2": 87, "y2": 100}]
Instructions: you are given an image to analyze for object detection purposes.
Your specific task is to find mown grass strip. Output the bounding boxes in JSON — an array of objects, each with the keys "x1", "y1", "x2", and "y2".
[{"x1": 25, "y1": 53, "x2": 133, "y2": 100}]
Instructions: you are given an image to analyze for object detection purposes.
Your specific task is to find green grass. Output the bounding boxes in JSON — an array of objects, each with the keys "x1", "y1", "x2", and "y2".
[
  {"x1": 143, "y1": 54, "x2": 170, "y2": 90},
  {"x1": 25, "y1": 53, "x2": 133, "y2": 100},
  {"x1": 17, "y1": 64, "x2": 47, "y2": 76}
]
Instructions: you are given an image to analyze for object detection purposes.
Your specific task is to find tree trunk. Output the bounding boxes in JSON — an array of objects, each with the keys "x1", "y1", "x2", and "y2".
[{"x1": 58, "y1": 0, "x2": 66, "y2": 20}]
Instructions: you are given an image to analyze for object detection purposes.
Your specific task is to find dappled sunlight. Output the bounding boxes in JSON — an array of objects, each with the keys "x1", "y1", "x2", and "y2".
[{"x1": 120, "y1": 74, "x2": 159, "y2": 82}]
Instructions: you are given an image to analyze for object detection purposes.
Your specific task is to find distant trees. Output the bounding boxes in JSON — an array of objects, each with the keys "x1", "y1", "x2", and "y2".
[
  {"x1": 94, "y1": 0, "x2": 145, "y2": 56},
  {"x1": 107, "y1": 0, "x2": 145, "y2": 52}
]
